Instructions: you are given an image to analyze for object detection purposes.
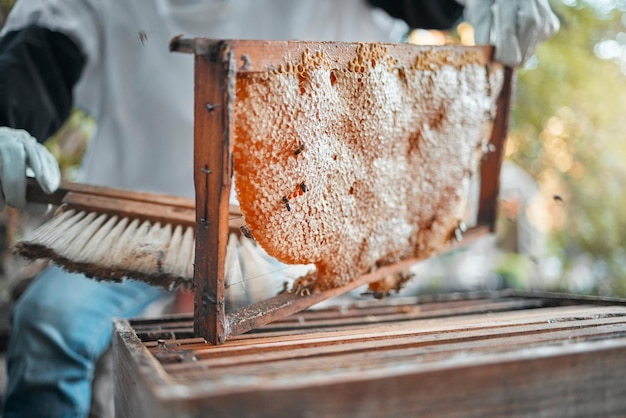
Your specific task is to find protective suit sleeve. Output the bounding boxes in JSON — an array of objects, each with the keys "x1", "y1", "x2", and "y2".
[
  {"x1": 0, "y1": 0, "x2": 102, "y2": 142},
  {"x1": 464, "y1": 0, "x2": 560, "y2": 67},
  {"x1": 367, "y1": 0, "x2": 464, "y2": 30},
  {"x1": 0, "y1": 25, "x2": 85, "y2": 142}
]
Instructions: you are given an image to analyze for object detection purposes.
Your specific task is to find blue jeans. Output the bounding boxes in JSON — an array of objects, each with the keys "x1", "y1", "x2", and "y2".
[{"x1": 2, "y1": 265, "x2": 167, "y2": 418}]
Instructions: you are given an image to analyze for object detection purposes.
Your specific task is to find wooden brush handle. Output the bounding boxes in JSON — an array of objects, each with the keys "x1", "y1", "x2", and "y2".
[
  {"x1": 25, "y1": 177, "x2": 198, "y2": 227},
  {"x1": 26, "y1": 177, "x2": 195, "y2": 209},
  {"x1": 25, "y1": 177, "x2": 244, "y2": 230}
]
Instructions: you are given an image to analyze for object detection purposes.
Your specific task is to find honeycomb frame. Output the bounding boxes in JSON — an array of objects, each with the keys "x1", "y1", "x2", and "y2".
[{"x1": 171, "y1": 37, "x2": 514, "y2": 345}]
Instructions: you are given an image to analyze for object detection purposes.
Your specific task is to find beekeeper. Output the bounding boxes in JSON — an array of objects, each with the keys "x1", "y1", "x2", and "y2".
[{"x1": 0, "y1": 1, "x2": 559, "y2": 416}]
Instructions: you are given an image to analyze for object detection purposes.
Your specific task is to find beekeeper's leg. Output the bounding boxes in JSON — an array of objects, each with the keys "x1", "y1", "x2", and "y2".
[{"x1": 2, "y1": 265, "x2": 166, "y2": 418}]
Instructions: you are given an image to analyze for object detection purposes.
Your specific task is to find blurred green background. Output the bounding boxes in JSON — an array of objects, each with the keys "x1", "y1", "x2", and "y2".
[{"x1": 506, "y1": 1, "x2": 626, "y2": 295}]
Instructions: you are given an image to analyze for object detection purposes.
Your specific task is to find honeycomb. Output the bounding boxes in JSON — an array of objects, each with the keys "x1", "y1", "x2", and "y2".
[{"x1": 232, "y1": 44, "x2": 503, "y2": 291}]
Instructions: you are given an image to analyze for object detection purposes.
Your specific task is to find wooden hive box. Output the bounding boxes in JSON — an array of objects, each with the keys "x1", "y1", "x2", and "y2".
[
  {"x1": 118, "y1": 38, "x2": 626, "y2": 417},
  {"x1": 114, "y1": 290, "x2": 626, "y2": 417}
]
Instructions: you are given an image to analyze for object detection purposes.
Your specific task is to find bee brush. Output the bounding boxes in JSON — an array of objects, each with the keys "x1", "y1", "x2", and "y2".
[
  {"x1": 15, "y1": 178, "x2": 243, "y2": 290},
  {"x1": 17, "y1": 178, "x2": 306, "y2": 306}
]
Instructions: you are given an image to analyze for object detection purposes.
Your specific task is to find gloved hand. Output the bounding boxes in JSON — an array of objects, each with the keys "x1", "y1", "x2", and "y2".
[
  {"x1": 462, "y1": 0, "x2": 560, "y2": 67},
  {"x1": 0, "y1": 127, "x2": 61, "y2": 211}
]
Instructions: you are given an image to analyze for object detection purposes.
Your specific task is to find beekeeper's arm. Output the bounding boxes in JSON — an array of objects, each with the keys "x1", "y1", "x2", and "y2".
[
  {"x1": 462, "y1": 0, "x2": 560, "y2": 67},
  {"x1": 0, "y1": 0, "x2": 101, "y2": 210},
  {"x1": 369, "y1": 0, "x2": 560, "y2": 67}
]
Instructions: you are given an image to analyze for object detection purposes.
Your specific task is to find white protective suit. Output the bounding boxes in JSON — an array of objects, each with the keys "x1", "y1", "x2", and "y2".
[{"x1": 1, "y1": 0, "x2": 407, "y2": 198}]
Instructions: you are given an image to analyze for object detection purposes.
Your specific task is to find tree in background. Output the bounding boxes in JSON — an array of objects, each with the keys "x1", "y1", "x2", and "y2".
[{"x1": 509, "y1": 0, "x2": 626, "y2": 295}]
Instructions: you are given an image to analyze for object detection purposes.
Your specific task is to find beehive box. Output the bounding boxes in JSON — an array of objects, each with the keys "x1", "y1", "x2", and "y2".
[
  {"x1": 114, "y1": 290, "x2": 626, "y2": 417},
  {"x1": 113, "y1": 37, "x2": 626, "y2": 418}
]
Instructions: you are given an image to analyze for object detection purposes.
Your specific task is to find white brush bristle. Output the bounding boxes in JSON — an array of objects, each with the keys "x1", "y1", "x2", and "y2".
[{"x1": 16, "y1": 208, "x2": 312, "y2": 297}]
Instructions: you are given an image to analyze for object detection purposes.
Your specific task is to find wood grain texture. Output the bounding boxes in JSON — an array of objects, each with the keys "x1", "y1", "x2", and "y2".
[
  {"x1": 18, "y1": 179, "x2": 244, "y2": 288},
  {"x1": 193, "y1": 42, "x2": 236, "y2": 344},
  {"x1": 26, "y1": 177, "x2": 195, "y2": 209},
  {"x1": 115, "y1": 291, "x2": 626, "y2": 418},
  {"x1": 170, "y1": 38, "x2": 494, "y2": 74},
  {"x1": 478, "y1": 66, "x2": 515, "y2": 229}
]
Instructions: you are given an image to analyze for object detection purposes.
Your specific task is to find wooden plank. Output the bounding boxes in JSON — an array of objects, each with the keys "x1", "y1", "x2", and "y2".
[
  {"x1": 166, "y1": 326, "x2": 626, "y2": 383},
  {"x1": 244, "y1": 298, "x2": 545, "y2": 331},
  {"x1": 133, "y1": 293, "x2": 509, "y2": 336},
  {"x1": 170, "y1": 38, "x2": 494, "y2": 74},
  {"x1": 501, "y1": 288, "x2": 626, "y2": 306},
  {"x1": 26, "y1": 177, "x2": 195, "y2": 209},
  {"x1": 477, "y1": 66, "x2": 514, "y2": 229},
  {"x1": 61, "y1": 192, "x2": 196, "y2": 227},
  {"x1": 170, "y1": 342, "x2": 626, "y2": 418},
  {"x1": 152, "y1": 305, "x2": 626, "y2": 357},
  {"x1": 113, "y1": 320, "x2": 180, "y2": 418},
  {"x1": 193, "y1": 42, "x2": 237, "y2": 344},
  {"x1": 137, "y1": 296, "x2": 534, "y2": 343},
  {"x1": 114, "y1": 294, "x2": 626, "y2": 417},
  {"x1": 144, "y1": 305, "x2": 626, "y2": 357},
  {"x1": 26, "y1": 177, "x2": 244, "y2": 231},
  {"x1": 133, "y1": 292, "x2": 609, "y2": 344},
  {"x1": 135, "y1": 290, "x2": 626, "y2": 346},
  {"x1": 161, "y1": 317, "x2": 626, "y2": 373}
]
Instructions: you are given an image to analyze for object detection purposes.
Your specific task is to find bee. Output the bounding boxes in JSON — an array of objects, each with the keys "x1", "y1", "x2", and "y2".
[
  {"x1": 291, "y1": 272, "x2": 316, "y2": 296},
  {"x1": 291, "y1": 283, "x2": 311, "y2": 296},
  {"x1": 138, "y1": 30, "x2": 149, "y2": 45},
  {"x1": 299, "y1": 182, "x2": 308, "y2": 193},
  {"x1": 239, "y1": 225, "x2": 253, "y2": 239},
  {"x1": 293, "y1": 142, "x2": 306, "y2": 156},
  {"x1": 553, "y1": 194, "x2": 563, "y2": 202},
  {"x1": 278, "y1": 281, "x2": 291, "y2": 295},
  {"x1": 282, "y1": 196, "x2": 291, "y2": 211}
]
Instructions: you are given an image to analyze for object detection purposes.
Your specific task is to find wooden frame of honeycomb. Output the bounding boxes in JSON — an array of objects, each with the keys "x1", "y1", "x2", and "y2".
[{"x1": 171, "y1": 37, "x2": 514, "y2": 345}]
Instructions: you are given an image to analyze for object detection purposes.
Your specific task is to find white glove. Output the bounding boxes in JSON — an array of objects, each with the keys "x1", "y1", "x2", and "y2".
[
  {"x1": 463, "y1": 0, "x2": 560, "y2": 67},
  {"x1": 0, "y1": 127, "x2": 61, "y2": 210}
]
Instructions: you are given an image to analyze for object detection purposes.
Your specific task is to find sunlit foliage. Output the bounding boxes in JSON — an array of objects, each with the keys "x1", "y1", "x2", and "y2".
[{"x1": 510, "y1": 1, "x2": 626, "y2": 295}]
